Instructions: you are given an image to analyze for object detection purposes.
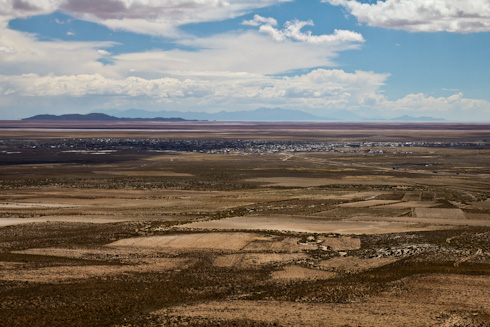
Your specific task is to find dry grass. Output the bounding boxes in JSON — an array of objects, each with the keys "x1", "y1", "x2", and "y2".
[
  {"x1": 414, "y1": 208, "x2": 466, "y2": 219},
  {"x1": 0, "y1": 126, "x2": 489, "y2": 326},
  {"x1": 180, "y1": 216, "x2": 450, "y2": 234}
]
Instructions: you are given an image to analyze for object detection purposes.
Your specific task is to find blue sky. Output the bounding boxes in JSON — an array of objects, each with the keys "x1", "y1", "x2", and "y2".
[{"x1": 1, "y1": 0, "x2": 490, "y2": 120}]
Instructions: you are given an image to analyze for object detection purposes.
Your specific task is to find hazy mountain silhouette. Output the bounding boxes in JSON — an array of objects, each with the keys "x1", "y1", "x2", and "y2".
[
  {"x1": 89, "y1": 108, "x2": 444, "y2": 122},
  {"x1": 390, "y1": 115, "x2": 445, "y2": 122},
  {"x1": 23, "y1": 113, "x2": 191, "y2": 121},
  {"x1": 97, "y1": 107, "x2": 331, "y2": 121}
]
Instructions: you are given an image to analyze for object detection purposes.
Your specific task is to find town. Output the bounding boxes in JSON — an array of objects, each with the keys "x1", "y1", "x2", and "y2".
[{"x1": 1, "y1": 138, "x2": 488, "y2": 156}]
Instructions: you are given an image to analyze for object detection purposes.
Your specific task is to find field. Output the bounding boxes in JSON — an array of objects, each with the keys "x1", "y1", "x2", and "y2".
[{"x1": 0, "y1": 122, "x2": 489, "y2": 327}]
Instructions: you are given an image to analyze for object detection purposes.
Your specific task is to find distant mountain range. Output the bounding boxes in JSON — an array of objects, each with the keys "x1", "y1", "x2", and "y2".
[
  {"x1": 22, "y1": 113, "x2": 194, "y2": 122},
  {"x1": 95, "y1": 108, "x2": 445, "y2": 122},
  {"x1": 22, "y1": 109, "x2": 446, "y2": 122},
  {"x1": 389, "y1": 115, "x2": 446, "y2": 122},
  {"x1": 96, "y1": 107, "x2": 325, "y2": 121}
]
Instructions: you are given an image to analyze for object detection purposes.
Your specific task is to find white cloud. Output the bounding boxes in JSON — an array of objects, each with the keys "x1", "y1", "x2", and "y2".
[
  {"x1": 242, "y1": 14, "x2": 277, "y2": 27},
  {"x1": 97, "y1": 49, "x2": 110, "y2": 56},
  {"x1": 0, "y1": 0, "x2": 60, "y2": 17},
  {"x1": 1, "y1": 68, "x2": 489, "y2": 121},
  {"x1": 0, "y1": 11, "x2": 367, "y2": 113},
  {"x1": 0, "y1": 0, "x2": 293, "y2": 36},
  {"x1": 0, "y1": 46, "x2": 16, "y2": 53},
  {"x1": 0, "y1": 69, "x2": 381, "y2": 99},
  {"x1": 0, "y1": 69, "x2": 389, "y2": 116},
  {"x1": 381, "y1": 92, "x2": 490, "y2": 113},
  {"x1": 246, "y1": 16, "x2": 364, "y2": 44},
  {"x1": 325, "y1": 0, "x2": 490, "y2": 33},
  {"x1": 111, "y1": 30, "x2": 362, "y2": 76},
  {"x1": 0, "y1": 68, "x2": 379, "y2": 113},
  {"x1": 0, "y1": 73, "x2": 208, "y2": 97},
  {"x1": 256, "y1": 69, "x2": 386, "y2": 106},
  {"x1": 0, "y1": 17, "x2": 115, "y2": 76},
  {"x1": 0, "y1": 2, "x2": 488, "y2": 121}
]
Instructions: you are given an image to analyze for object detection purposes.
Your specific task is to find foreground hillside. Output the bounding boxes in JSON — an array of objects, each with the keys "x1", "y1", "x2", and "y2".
[{"x1": 0, "y1": 124, "x2": 489, "y2": 327}]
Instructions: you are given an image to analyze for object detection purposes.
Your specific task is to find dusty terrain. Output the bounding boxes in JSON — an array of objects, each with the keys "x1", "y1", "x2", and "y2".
[{"x1": 0, "y1": 122, "x2": 489, "y2": 327}]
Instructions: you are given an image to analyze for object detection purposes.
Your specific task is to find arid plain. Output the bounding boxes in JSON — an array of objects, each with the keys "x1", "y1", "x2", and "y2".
[{"x1": 0, "y1": 122, "x2": 489, "y2": 327}]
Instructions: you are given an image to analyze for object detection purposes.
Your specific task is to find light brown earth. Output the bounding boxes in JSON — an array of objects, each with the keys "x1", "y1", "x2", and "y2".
[
  {"x1": 248, "y1": 176, "x2": 406, "y2": 187},
  {"x1": 348, "y1": 216, "x2": 490, "y2": 227},
  {"x1": 337, "y1": 199, "x2": 400, "y2": 208},
  {"x1": 159, "y1": 274, "x2": 490, "y2": 327},
  {"x1": 319, "y1": 236, "x2": 361, "y2": 250},
  {"x1": 414, "y1": 208, "x2": 466, "y2": 219},
  {"x1": 270, "y1": 265, "x2": 338, "y2": 280},
  {"x1": 317, "y1": 256, "x2": 399, "y2": 273},
  {"x1": 213, "y1": 253, "x2": 308, "y2": 269},
  {"x1": 180, "y1": 216, "x2": 455, "y2": 234},
  {"x1": 0, "y1": 258, "x2": 193, "y2": 283},
  {"x1": 109, "y1": 232, "x2": 298, "y2": 252},
  {"x1": 379, "y1": 201, "x2": 438, "y2": 208},
  {"x1": 0, "y1": 125, "x2": 489, "y2": 327}
]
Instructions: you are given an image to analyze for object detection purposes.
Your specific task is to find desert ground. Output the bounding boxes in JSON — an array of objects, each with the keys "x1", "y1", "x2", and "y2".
[{"x1": 0, "y1": 122, "x2": 489, "y2": 327}]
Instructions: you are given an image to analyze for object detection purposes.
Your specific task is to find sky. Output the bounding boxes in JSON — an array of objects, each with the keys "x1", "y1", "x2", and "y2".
[{"x1": 1, "y1": 0, "x2": 490, "y2": 121}]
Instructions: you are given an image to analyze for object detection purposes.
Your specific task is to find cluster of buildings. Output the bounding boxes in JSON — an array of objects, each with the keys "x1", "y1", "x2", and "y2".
[{"x1": 2, "y1": 138, "x2": 487, "y2": 155}]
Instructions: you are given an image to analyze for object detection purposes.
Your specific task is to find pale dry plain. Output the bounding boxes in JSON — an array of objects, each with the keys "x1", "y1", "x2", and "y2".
[{"x1": 0, "y1": 122, "x2": 489, "y2": 327}]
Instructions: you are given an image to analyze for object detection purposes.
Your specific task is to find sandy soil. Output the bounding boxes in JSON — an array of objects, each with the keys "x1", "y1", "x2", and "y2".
[
  {"x1": 181, "y1": 216, "x2": 450, "y2": 234},
  {"x1": 414, "y1": 208, "x2": 466, "y2": 219},
  {"x1": 0, "y1": 216, "x2": 134, "y2": 227},
  {"x1": 92, "y1": 170, "x2": 193, "y2": 177},
  {"x1": 465, "y1": 212, "x2": 490, "y2": 220},
  {"x1": 402, "y1": 192, "x2": 422, "y2": 201},
  {"x1": 379, "y1": 201, "x2": 438, "y2": 209},
  {"x1": 337, "y1": 200, "x2": 400, "y2": 208},
  {"x1": 160, "y1": 274, "x2": 490, "y2": 327},
  {"x1": 0, "y1": 261, "x2": 24, "y2": 270},
  {"x1": 318, "y1": 256, "x2": 399, "y2": 273},
  {"x1": 1, "y1": 127, "x2": 489, "y2": 326},
  {"x1": 213, "y1": 253, "x2": 307, "y2": 269},
  {"x1": 348, "y1": 216, "x2": 490, "y2": 226},
  {"x1": 108, "y1": 232, "x2": 310, "y2": 253},
  {"x1": 0, "y1": 258, "x2": 193, "y2": 283},
  {"x1": 0, "y1": 202, "x2": 85, "y2": 209},
  {"x1": 109, "y1": 232, "x2": 279, "y2": 251},
  {"x1": 248, "y1": 177, "x2": 405, "y2": 187},
  {"x1": 470, "y1": 199, "x2": 490, "y2": 208},
  {"x1": 271, "y1": 265, "x2": 337, "y2": 281},
  {"x1": 16, "y1": 247, "x2": 179, "y2": 261},
  {"x1": 334, "y1": 191, "x2": 388, "y2": 200},
  {"x1": 320, "y1": 236, "x2": 361, "y2": 250}
]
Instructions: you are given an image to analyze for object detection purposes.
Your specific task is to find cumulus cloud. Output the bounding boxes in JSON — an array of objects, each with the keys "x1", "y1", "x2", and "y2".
[
  {"x1": 242, "y1": 14, "x2": 277, "y2": 27},
  {"x1": 0, "y1": 46, "x2": 16, "y2": 53},
  {"x1": 111, "y1": 30, "x2": 362, "y2": 77},
  {"x1": 245, "y1": 15, "x2": 364, "y2": 44},
  {"x1": 1, "y1": 2, "x2": 488, "y2": 120},
  {"x1": 0, "y1": 0, "x2": 59, "y2": 16},
  {"x1": 0, "y1": 68, "x2": 382, "y2": 114},
  {"x1": 325, "y1": 0, "x2": 490, "y2": 33},
  {"x1": 0, "y1": 0, "x2": 293, "y2": 36},
  {"x1": 97, "y1": 49, "x2": 110, "y2": 56},
  {"x1": 0, "y1": 69, "x2": 390, "y2": 117},
  {"x1": 382, "y1": 92, "x2": 490, "y2": 113},
  {"x1": 0, "y1": 73, "x2": 208, "y2": 97},
  {"x1": 256, "y1": 69, "x2": 385, "y2": 106},
  {"x1": 1, "y1": 68, "x2": 489, "y2": 120},
  {"x1": 0, "y1": 69, "x2": 380, "y2": 99},
  {"x1": 0, "y1": 17, "x2": 116, "y2": 76}
]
